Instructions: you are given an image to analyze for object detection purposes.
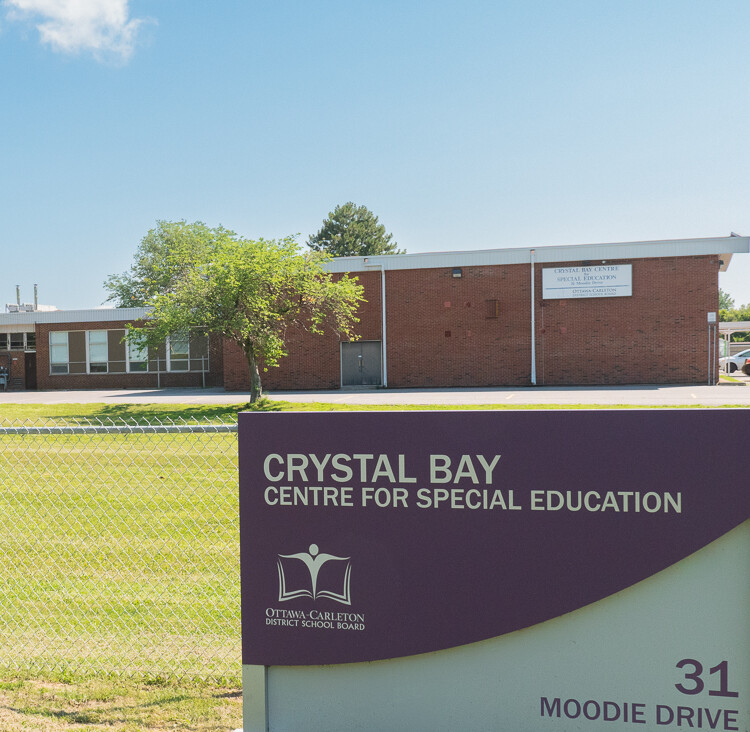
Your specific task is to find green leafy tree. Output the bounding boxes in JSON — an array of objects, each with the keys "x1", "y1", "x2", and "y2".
[
  {"x1": 105, "y1": 221, "x2": 364, "y2": 402},
  {"x1": 719, "y1": 288, "x2": 735, "y2": 310},
  {"x1": 104, "y1": 221, "x2": 223, "y2": 307},
  {"x1": 719, "y1": 302, "x2": 750, "y2": 322},
  {"x1": 307, "y1": 202, "x2": 403, "y2": 257},
  {"x1": 719, "y1": 296, "x2": 750, "y2": 341}
]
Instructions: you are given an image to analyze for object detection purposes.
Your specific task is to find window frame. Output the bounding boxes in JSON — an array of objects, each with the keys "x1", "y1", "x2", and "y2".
[
  {"x1": 9, "y1": 332, "x2": 25, "y2": 350},
  {"x1": 126, "y1": 338, "x2": 149, "y2": 373},
  {"x1": 47, "y1": 328, "x2": 209, "y2": 376},
  {"x1": 167, "y1": 334, "x2": 190, "y2": 372},
  {"x1": 87, "y1": 330, "x2": 109, "y2": 374},
  {"x1": 49, "y1": 331, "x2": 70, "y2": 374}
]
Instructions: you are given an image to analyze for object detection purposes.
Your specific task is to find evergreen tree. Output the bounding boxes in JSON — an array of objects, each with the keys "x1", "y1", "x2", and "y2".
[{"x1": 308, "y1": 202, "x2": 403, "y2": 257}]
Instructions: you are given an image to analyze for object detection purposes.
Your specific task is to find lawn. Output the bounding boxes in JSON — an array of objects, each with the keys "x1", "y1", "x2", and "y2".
[
  {"x1": 0, "y1": 674, "x2": 241, "y2": 731},
  {"x1": 0, "y1": 413, "x2": 241, "y2": 730},
  {"x1": 0, "y1": 397, "x2": 747, "y2": 731},
  {"x1": 3, "y1": 397, "x2": 749, "y2": 426}
]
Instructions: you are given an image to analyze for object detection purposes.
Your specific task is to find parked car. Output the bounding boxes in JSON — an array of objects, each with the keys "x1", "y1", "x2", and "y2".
[{"x1": 720, "y1": 348, "x2": 750, "y2": 373}]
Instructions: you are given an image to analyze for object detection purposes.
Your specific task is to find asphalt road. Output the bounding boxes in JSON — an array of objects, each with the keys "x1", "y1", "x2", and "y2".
[{"x1": 1, "y1": 381, "x2": 749, "y2": 407}]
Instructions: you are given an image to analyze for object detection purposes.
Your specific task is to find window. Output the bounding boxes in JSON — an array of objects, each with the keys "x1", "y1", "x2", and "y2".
[
  {"x1": 157, "y1": 332, "x2": 209, "y2": 372},
  {"x1": 168, "y1": 334, "x2": 189, "y2": 371},
  {"x1": 50, "y1": 332, "x2": 69, "y2": 374},
  {"x1": 88, "y1": 331, "x2": 108, "y2": 373},
  {"x1": 188, "y1": 331, "x2": 209, "y2": 371},
  {"x1": 127, "y1": 339, "x2": 148, "y2": 372},
  {"x1": 5, "y1": 332, "x2": 36, "y2": 351},
  {"x1": 47, "y1": 329, "x2": 207, "y2": 376}
]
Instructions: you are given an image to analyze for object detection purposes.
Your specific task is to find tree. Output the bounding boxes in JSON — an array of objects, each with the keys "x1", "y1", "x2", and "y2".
[
  {"x1": 104, "y1": 220, "x2": 223, "y2": 307},
  {"x1": 720, "y1": 301, "x2": 750, "y2": 323},
  {"x1": 307, "y1": 202, "x2": 403, "y2": 257},
  {"x1": 719, "y1": 288, "x2": 735, "y2": 310},
  {"x1": 719, "y1": 297, "x2": 750, "y2": 341},
  {"x1": 105, "y1": 221, "x2": 364, "y2": 402}
]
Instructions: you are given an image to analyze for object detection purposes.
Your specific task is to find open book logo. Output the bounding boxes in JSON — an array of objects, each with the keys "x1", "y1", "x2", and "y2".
[{"x1": 277, "y1": 543, "x2": 352, "y2": 605}]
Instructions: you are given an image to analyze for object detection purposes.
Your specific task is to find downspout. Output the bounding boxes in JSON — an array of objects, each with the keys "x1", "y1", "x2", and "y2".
[
  {"x1": 530, "y1": 249, "x2": 537, "y2": 385},
  {"x1": 364, "y1": 260, "x2": 388, "y2": 388}
]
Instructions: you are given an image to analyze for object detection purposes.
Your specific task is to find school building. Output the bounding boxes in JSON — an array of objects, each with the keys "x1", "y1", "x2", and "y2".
[{"x1": 2, "y1": 235, "x2": 748, "y2": 392}]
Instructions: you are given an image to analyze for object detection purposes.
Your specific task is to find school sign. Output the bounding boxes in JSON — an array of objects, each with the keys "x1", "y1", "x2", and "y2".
[
  {"x1": 239, "y1": 411, "x2": 749, "y2": 731},
  {"x1": 542, "y1": 264, "x2": 632, "y2": 299}
]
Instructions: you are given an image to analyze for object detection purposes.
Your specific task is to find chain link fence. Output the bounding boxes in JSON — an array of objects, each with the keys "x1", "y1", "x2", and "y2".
[{"x1": 0, "y1": 417, "x2": 239, "y2": 681}]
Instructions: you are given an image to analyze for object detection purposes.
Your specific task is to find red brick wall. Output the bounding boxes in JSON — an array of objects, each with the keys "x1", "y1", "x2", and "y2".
[
  {"x1": 35, "y1": 321, "x2": 224, "y2": 390},
  {"x1": 223, "y1": 271, "x2": 383, "y2": 391},
  {"x1": 535, "y1": 256, "x2": 719, "y2": 385},
  {"x1": 0, "y1": 350, "x2": 26, "y2": 389},
  {"x1": 386, "y1": 265, "x2": 532, "y2": 387},
  {"x1": 223, "y1": 255, "x2": 721, "y2": 390}
]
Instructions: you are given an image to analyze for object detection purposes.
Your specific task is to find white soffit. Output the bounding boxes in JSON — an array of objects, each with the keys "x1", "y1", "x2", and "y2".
[{"x1": 322, "y1": 236, "x2": 750, "y2": 273}]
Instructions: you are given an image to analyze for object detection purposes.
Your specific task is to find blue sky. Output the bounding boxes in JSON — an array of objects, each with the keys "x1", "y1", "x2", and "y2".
[{"x1": 2, "y1": 0, "x2": 750, "y2": 309}]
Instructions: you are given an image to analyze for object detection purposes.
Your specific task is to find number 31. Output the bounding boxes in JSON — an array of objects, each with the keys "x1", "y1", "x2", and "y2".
[{"x1": 675, "y1": 659, "x2": 738, "y2": 698}]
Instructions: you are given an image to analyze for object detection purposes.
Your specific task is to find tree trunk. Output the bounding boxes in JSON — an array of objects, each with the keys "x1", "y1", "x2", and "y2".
[{"x1": 245, "y1": 342, "x2": 263, "y2": 403}]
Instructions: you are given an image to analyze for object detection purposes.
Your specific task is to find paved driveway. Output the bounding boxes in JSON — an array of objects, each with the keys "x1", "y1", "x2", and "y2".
[{"x1": 0, "y1": 382, "x2": 749, "y2": 407}]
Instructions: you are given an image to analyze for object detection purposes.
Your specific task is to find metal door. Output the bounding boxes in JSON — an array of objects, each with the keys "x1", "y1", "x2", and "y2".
[
  {"x1": 341, "y1": 341, "x2": 382, "y2": 386},
  {"x1": 24, "y1": 353, "x2": 37, "y2": 390}
]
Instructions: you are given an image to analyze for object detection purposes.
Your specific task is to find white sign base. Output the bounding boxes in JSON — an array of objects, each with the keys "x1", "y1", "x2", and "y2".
[{"x1": 244, "y1": 521, "x2": 749, "y2": 731}]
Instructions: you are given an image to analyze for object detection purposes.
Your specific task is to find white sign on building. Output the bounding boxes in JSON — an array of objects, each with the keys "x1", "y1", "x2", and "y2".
[{"x1": 542, "y1": 264, "x2": 632, "y2": 299}]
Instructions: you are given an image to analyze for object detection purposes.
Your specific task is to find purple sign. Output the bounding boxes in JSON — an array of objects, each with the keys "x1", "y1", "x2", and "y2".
[{"x1": 239, "y1": 411, "x2": 750, "y2": 666}]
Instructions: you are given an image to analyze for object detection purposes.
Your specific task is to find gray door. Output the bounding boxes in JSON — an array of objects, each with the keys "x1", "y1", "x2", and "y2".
[{"x1": 341, "y1": 341, "x2": 382, "y2": 386}]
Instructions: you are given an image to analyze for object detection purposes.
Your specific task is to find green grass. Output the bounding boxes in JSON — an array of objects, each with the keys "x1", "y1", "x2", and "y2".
[
  {"x1": 0, "y1": 429, "x2": 239, "y2": 682},
  {"x1": 0, "y1": 395, "x2": 747, "y2": 729},
  {"x1": 0, "y1": 673, "x2": 241, "y2": 731},
  {"x1": 0, "y1": 403, "x2": 246, "y2": 422},
  {"x1": 719, "y1": 373, "x2": 745, "y2": 384},
  {"x1": 3, "y1": 399, "x2": 750, "y2": 424},
  {"x1": 0, "y1": 421, "x2": 242, "y2": 727},
  {"x1": 296, "y1": 401, "x2": 698, "y2": 408}
]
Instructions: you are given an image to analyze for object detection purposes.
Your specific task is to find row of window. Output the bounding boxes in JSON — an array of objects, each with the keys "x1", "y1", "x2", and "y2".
[
  {"x1": 0, "y1": 332, "x2": 36, "y2": 351},
  {"x1": 48, "y1": 330, "x2": 209, "y2": 375}
]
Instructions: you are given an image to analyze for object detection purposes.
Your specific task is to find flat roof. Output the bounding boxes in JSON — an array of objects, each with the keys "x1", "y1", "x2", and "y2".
[
  {"x1": 1, "y1": 236, "x2": 746, "y2": 326},
  {"x1": 322, "y1": 235, "x2": 749, "y2": 273},
  {"x1": 0, "y1": 307, "x2": 149, "y2": 328}
]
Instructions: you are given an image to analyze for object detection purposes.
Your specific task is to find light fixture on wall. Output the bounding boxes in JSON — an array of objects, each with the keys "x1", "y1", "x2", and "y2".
[{"x1": 452, "y1": 268, "x2": 462, "y2": 278}]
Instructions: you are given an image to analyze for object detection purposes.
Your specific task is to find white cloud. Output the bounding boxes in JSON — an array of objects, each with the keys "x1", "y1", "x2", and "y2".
[{"x1": 4, "y1": 0, "x2": 148, "y2": 62}]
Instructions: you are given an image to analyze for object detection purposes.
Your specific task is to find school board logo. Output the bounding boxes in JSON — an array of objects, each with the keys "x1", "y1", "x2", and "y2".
[{"x1": 277, "y1": 543, "x2": 352, "y2": 605}]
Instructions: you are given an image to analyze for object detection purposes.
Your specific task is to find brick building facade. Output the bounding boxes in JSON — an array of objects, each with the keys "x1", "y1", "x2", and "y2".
[
  {"x1": 223, "y1": 235, "x2": 748, "y2": 390},
  {"x1": 1, "y1": 235, "x2": 747, "y2": 392},
  {"x1": 0, "y1": 309, "x2": 223, "y2": 391}
]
